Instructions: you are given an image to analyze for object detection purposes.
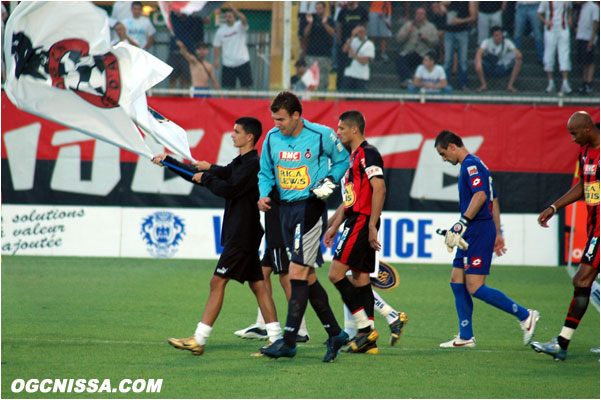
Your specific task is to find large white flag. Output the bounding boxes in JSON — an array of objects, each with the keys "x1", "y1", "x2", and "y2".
[{"x1": 3, "y1": 1, "x2": 174, "y2": 159}]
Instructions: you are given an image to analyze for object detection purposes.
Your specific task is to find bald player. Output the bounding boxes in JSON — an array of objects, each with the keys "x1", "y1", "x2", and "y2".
[{"x1": 531, "y1": 111, "x2": 600, "y2": 361}]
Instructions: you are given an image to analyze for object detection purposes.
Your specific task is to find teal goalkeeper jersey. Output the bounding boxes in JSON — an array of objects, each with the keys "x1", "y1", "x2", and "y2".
[{"x1": 258, "y1": 118, "x2": 350, "y2": 202}]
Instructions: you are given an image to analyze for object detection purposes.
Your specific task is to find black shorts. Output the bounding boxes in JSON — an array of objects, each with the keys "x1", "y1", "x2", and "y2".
[
  {"x1": 215, "y1": 246, "x2": 263, "y2": 283},
  {"x1": 333, "y1": 213, "x2": 379, "y2": 273},
  {"x1": 167, "y1": 51, "x2": 191, "y2": 82},
  {"x1": 581, "y1": 234, "x2": 600, "y2": 269},
  {"x1": 576, "y1": 39, "x2": 595, "y2": 65},
  {"x1": 261, "y1": 246, "x2": 290, "y2": 274},
  {"x1": 280, "y1": 197, "x2": 326, "y2": 267},
  {"x1": 222, "y1": 61, "x2": 253, "y2": 89}
]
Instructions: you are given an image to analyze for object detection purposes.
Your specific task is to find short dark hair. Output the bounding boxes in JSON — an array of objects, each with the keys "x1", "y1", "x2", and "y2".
[
  {"x1": 235, "y1": 117, "x2": 262, "y2": 145},
  {"x1": 339, "y1": 110, "x2": 365, "y2": 134},
  {"x1": 490, "y1": 25, "x2": 503, "y2": 36},
  {"x1": 131, "y1": 1, "x2": 143, "y2": 8},
  {"x1": 270, "y1": 91, "x2": 302, "y2": 117},
  {"x1": 195, "y1": 41, "x2": 208, "y2": 50},
  {"x1": 434, "y1": 130, "x2": 464, "y2": 149},
  {"x1": 424, "y1": 50, "x2": 437, "y2": 62},
  {"x1": 316, "y1": 1, "x2": 327, "y2": 8}
]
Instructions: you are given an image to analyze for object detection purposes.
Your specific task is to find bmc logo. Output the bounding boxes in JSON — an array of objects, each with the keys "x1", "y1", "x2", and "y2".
[
  {"x1": 471, "y1": 177, "x2": 482, "y2": 188},
  {"x1": 471, "y1": 257, "x2": 482, "y2": 267},
  {"x1": 279, "y1": 151, "x2": 301, "y2": 161},
  {"x1": 584, "y1": 164, "x2": 597, "y2": 175}
]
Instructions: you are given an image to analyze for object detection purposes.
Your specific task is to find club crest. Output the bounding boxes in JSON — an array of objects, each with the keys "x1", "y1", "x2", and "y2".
[{"x1": 141, "y1": 211, "x2": 185, "y2": 258}]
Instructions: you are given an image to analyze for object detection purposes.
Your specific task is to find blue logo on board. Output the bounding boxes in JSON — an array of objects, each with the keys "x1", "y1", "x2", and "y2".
[{"x1": 140, "y1": 211, "x2": 185, "y2": 258}]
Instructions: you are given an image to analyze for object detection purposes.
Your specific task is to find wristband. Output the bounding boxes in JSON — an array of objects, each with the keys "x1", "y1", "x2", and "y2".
[{"x1": 549, "y1": 204, "x2": 557, "y2": 214}]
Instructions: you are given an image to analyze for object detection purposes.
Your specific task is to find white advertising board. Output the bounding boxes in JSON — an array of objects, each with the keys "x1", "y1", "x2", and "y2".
[{"x1": 1, "y1": 205, "x2": 559, "y2": 266}]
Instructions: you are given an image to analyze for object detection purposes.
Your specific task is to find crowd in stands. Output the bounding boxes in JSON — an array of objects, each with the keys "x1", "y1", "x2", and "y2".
[{"x1": 1, "y1": 1, "x2": 598, "y2": 96}]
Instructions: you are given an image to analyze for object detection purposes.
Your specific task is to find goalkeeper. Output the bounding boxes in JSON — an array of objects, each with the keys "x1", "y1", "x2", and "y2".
[
  {"x1": 434, "y1": 130, "x2": 539, "y2": 348},
  {"x1": 257, "y1": 91, "x2": 350, "y2": 362}
]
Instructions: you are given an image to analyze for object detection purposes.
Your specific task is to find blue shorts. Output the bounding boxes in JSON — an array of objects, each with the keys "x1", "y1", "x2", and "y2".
[
  {"x1": 279, "y1": 197, "x2": 327, "y2": 267},
  {"x1": 452, "y1": 219, "x2": 496, "y2": 275}
]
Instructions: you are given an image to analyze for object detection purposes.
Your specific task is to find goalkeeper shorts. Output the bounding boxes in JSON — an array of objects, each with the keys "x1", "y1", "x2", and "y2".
[{"x1": 452, "y1": 219, "x2": 495, "y2": 275}]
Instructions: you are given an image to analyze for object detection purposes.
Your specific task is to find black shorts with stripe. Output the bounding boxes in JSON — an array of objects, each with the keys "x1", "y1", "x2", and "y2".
[
  {"x1": 280, "y1": 197, "x2": 327, "y2": 267},
  {"x1": 333, "y1": 213, "x2": 379, "y2": 273},
  {"x1": 581, "y1": 234, "x2": 600, "y2": 270},
  {"x1": 215, "y1": 246, "x2": 263, "y2": 283},
  {"x1": 261, "y1": 246, "x2": 290, "y2": 274}
]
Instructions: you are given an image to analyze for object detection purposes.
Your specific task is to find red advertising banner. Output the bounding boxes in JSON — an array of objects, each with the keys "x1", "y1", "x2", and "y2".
[{"x1": 2, "y1": 93, "x2": 599, "y2": 173}]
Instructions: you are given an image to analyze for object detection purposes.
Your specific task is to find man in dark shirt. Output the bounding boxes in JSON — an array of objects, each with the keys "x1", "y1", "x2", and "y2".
[
  {"x1": 152, "y1": 117, "x2": 282, "y2": 356},
  {"x1": 303, "y1": 1, "x2": 336, "y2": 91},
  {"x1": 336, "y1": 1, "x2": 368, "y2": 89}
]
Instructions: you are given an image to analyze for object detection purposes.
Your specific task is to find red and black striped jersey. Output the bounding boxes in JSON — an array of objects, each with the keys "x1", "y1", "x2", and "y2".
[
  {"x1": 343, "y1": 141, "x2": 384, "y2": 215},
  {"x1": 579, "y1": 144, "x2": 600, "y2": 236}
]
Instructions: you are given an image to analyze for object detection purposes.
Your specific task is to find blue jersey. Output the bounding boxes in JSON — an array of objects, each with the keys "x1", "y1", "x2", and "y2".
[
  {"x1": 259, "y1": 119, "x2": 349, "y2": 202},
  {"x1": 458, "y1": 154, "x2": 494, "y2": 221}
]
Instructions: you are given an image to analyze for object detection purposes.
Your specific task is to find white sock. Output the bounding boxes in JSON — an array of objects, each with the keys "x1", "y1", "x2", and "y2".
[
  {"x1": 373, "y1": 289, "x2": 399, "y2": 325},
  {"x1": 559, "y1": 326, "x2": 575, "y2": 341},
  {"x1": 265, "y1": 322, "x2": 282, "y2": 343},
  {"x1": 255, "y1": 307, "x2": 266, "y2": 328},
  {"x1": 298, "y1": 315, "x2": 309, "y2": 336},
  {"x1": 194, "y1": 322, "x2": 212, "y2": 346},
  {"x1": 343, "y1": 304, "x2": 357, "y2": 338}
]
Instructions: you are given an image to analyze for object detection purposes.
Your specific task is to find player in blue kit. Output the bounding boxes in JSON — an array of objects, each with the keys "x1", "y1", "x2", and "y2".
[
  {"x1": 434, "y1": 130, "x2": 540, "y2": 348},
  {"x1": 258, "y1": 91, "x2": 350, "y2": 362}
]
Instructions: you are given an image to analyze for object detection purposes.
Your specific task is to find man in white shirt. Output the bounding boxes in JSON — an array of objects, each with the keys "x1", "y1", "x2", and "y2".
[
  {"x1": 537, "y1": 1, "x2": 573, "y2": 93},
  {"x1": 341, "y1": 25, "x2": 375, "y2": 91},
  {"x1": 408, "y1": 50, "x2": 452, "y2": 93},
  {"x1": 121, "y1": 1, "x2": 156, "y2": 50},
  {"x1": 575, "y1": 1, "x2": 599, "y2": 94},
  {"x1": 213, "y1": 3, "x2": 252, "y2": 89},
  {"x1": 474, "y1": 26, "x2": 523, "y2": 93}
]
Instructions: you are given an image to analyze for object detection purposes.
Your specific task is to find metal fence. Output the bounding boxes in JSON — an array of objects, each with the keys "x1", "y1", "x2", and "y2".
[{"x1": 90, "y1": 2, "x2": 601, "y2": 105}]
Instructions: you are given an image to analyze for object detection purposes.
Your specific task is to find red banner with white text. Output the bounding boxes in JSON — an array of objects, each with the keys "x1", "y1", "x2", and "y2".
[{"x1": 2, "y1": 93, "x2": 599, "y2": 213}]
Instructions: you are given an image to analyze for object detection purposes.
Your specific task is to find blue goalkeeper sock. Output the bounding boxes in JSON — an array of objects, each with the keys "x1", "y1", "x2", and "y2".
[
  {"x1": 472, "y1": 285, "x2": 529, "y2": 320},
  {"x1": 450, "y1": 283, "x2": 473, "y2": 340}
]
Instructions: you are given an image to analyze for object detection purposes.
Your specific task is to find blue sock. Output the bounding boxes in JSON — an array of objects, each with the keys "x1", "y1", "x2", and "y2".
[
  {"x1": 472, "y1": 285, "x2": 529, "y2": 320},
  {"x1": 450, "y1": 283, "x2": 473, "y2": 339}
]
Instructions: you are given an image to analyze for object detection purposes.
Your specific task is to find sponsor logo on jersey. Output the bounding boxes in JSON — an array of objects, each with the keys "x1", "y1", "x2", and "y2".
[
  {"x1": 470, "y1": 177, "x2": 482, "y2": 188},
  {"x1": 344, "y1": 182, "x2": 356, "y2": 207},
  {"x1": 277, "y1": 165, "x2": 311, "y2": 190},
  {"x1": 584, "y1": 181, "x2": 600, "y2": 205},
  {"x1": 471, "y1": 257, "x2": 482, "y2": 267},
  {"x1": 304, "y1": 148, "x2": 312, "y2": 159},
  {"x1": 365, "y1": 165, "x2": 383, "y2": 179},
  {"x1": 279, "y1": 151, "x2": 301, "y2": 161},
  {"x1": 468, "y1": 166, "x2": 478, "y2": 176},
  {"x1": 584, "y1": 164, "x2": 598, "y2": 175},
  {"x1": 360, "y1": 157, "x2": 366, "y2": 169}
]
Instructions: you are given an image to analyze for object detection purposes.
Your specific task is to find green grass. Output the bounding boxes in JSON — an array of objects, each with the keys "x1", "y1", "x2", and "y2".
[{"x1": 1, "y1": 256, "x2": 599, "y2": 399}]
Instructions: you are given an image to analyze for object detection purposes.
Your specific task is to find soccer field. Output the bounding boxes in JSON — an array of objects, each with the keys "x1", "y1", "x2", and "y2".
[{"x1": 1, "y1": 256, "x2": 599, "y2": 399}]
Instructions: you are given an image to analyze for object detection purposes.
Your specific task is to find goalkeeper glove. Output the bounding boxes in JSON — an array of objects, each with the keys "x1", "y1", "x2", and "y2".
[
  {"x1": 444, "y1": 216, "x2": 470, "y2": 252},
  {"x1": 311, "y1": 176, "x2": 338, "y2": 199}
]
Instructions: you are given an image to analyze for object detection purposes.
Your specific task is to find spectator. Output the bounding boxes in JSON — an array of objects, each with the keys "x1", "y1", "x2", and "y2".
[
  {"x1": 176, "y1": 40, "x2": 220, "y2": 98},
  {"x1": 111, "y1": 20, "x2": 138, "y2": 47},
  {"x1": 341, "y1": 25, "x2": 375, "y2": 91},
  {"x1": 575, "y1": 1, "x2": 599, "y2": 94},
  {"x1": 121, "y1": 1, "x2": 155, "y2": 50},
  {"x1": 213, "y1": 3, "x2": 252, "y2": 90},
  {"x1": 298, "y1": 1, "x2": 317, "y2": 56},
  {"x1": 429, "y1": 2, "x2": 447, "y2": 63},
  {"x1": 336, "y1": 1, "x2": 368, "y2": 89},
  {"x1": 514, "y1": 2, "x2": 544, "y2": 64},
  {"x1": 408, "y1": 50, "x2": 452, "y2": 93},
  {"x1": 303, "y1": 1, "x2": 335, "y2": 92},
  {"x1": 477, "y1": 2, "x2": 506, "y2": 45},
  {"x1": 440, "y1": 1, "x2": 477, "y2": 91},
  {"x1": 291, "y1": 59, "x2": 308, "y2": 92},
  {"x1": 367, "y1": 1, "x2": 392, "y2": 62},
  {"x1": 474, "y1": 26, "x2": 523, "y2": 92},
  {"x1": 167, "y1": 10, "x2": 209, "y2": 89},
  {"x1": 537, "y1": 1, "x2": 573, "y2": 94},
  {"x1": 395, "y1": 7, "x2": 439, "y2": 87}
]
